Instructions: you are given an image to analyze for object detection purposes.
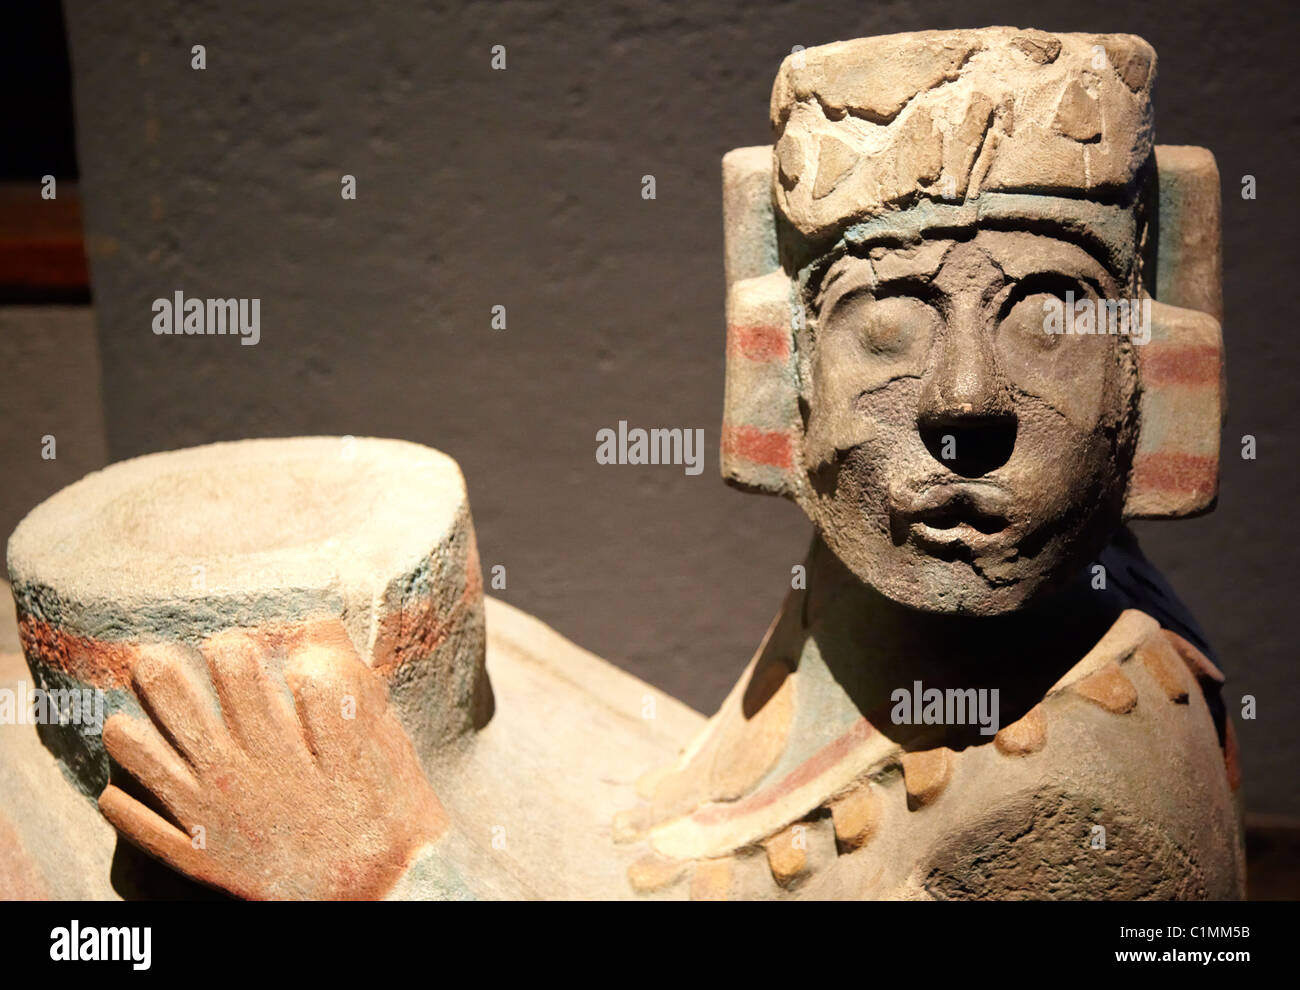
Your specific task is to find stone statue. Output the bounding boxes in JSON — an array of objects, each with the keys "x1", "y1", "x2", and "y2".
[{"x1": 1, "y1": 28, "x2": 1242, "y2": 900}]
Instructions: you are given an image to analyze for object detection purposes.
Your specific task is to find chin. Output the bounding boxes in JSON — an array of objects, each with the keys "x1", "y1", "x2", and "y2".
[
  {"x1": 826, "y1": 520, "x2": 1096, "y2": 617},
  {"x1": 867, "y1": 554, "x2": 1049, "y2": 615},
  {"x1": 879, "y1": 563, "x2": 1049, "y2": 615}
]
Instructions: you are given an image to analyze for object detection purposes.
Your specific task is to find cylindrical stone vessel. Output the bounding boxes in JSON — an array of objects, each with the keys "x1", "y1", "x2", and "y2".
[{"x1": 6, "y1": 436, "x2": 488, "y2": 797}]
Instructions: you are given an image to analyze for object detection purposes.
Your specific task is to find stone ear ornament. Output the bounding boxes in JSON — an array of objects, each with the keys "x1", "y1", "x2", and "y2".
[
  {"x1": 720, "y1": 146, "x2": 804, "y2": 500},
  {"x1": 1127, "y1": 145, "x2": 1224, "y2": 520},
  {"x1": 718, "y1": 143, "x2": 1225, "y2": 520}
]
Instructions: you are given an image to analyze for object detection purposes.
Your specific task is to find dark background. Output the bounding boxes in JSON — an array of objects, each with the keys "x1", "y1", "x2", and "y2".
[{"x1": 2, "y1": 1, "x2": 1295, "y2": 815}]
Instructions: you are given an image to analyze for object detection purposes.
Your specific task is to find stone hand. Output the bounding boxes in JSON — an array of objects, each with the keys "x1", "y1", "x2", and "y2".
[{"x1": 98, "y1": 620, "x2": 449, "y2": 900}]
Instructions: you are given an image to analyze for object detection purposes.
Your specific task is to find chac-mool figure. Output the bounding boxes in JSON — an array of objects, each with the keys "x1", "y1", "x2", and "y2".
[{"x1": 1, "y1": 27, "x2": 1242, "y2": 900}]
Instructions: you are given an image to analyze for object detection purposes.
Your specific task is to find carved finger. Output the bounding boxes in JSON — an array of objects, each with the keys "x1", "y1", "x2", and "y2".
[
  {"x1": 286, "y1": 634, "x2": 446, "y2": 839},
  {"x1": 370, "y1": 705, "x2": 450, "y2": 842},
  {"x1": 292, "y1": 618, "x2": 363, "y2": 663},
  {"x1": 102, "y1": 713, "x2": 201, "y2": 825},
  {"x1": 200, "y1": 628, "x2": 305, "y2": 761},
  {"x1": 99, "y1": 784, "x2": 205, "y2": 880},
  {"x1": 285, "y1": 641, "x2": 371, "y2": 776},
  {"x1": 131, "y1": 643, "x2": 233, "y2": 769}
]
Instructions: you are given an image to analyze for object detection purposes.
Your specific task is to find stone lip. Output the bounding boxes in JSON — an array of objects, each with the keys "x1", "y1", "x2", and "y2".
[{"x1": 7, "y1": 436, "x2": 471, "y2": 649}]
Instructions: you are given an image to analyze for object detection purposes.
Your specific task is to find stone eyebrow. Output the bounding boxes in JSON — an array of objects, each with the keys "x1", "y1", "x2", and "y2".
[
  {"x1": 831, "y1": 273, "x2": 942, "y2": 314},
  {"x1": 980, "y1": 237, "x2": 1116, "y2": 296},
  {"x1": 994, "y1": 270, "x2": 1108, "y2": 321},
  {"x1": 807, "y1": 251, "x2": 865, "y2": 312},
  {"x1": 1009, "y1": 266, "x2": 1107, "y2": 297},
  {"x1": 814, "y1": 239, "x2": 957, "y2": 313},
  {"x1": 974, "y1": 218, "x2": 1122, "y2": 282}
]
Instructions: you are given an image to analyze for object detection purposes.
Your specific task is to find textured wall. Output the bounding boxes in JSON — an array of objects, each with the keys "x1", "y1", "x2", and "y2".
[
  {"x1": 61, "y1": 0, "x2": 1297, "y2": 812},
  {"x1": 0, "y1": 307, "x2": 106, "y2": 544}
]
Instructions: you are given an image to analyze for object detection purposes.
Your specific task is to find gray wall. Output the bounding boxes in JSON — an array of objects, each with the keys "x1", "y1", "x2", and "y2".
[
  {"x1": 0, "y1": 307, "x2": 107, "y2": 545},
  {"x1": 61, "y1": 0, "x2": 1297, "y2": 813}
]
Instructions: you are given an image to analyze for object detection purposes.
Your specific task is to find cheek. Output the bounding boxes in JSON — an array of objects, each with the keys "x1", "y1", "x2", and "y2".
[
  {"x1": 995, "y1": 332, "x2": 1121, "y2": 431},
  {"x1": 803, "y1": 330, "x2": 929, "y2": 470},
  {"x1": 808, "y1": 441, "x2": 895, "y2": 566},
  {"x1": 809, "y1": 379, "x2": 925, "y2": 514},
  {"x1": 1009, "y1": 393, "x2": 1127, "y2": 512}
]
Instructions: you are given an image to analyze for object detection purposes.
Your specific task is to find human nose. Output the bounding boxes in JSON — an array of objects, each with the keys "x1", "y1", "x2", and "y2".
[{"x1": 916, "y1": 323, "x2": 1017, "y2": 476}]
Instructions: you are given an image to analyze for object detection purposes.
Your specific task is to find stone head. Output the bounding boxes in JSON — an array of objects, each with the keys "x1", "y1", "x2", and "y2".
[{"x1": 720, "y1": 28, "x2": 1225, "y2": 615}]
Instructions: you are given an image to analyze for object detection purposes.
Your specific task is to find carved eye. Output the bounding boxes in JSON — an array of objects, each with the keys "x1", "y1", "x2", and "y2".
[
  {"x1": 999, "y1": 292, "x2": 1070, "y2": 351},
  {"x1": 851, "y1": 296, "x2": 940, "y2": 358},
  {"x1": 994, "y1": 279, "x2": 1117, "y2": 432}
]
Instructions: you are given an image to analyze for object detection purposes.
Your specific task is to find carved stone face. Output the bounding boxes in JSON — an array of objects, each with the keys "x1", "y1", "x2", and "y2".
[{"x1": 797, "y1": 225, "x2": 1139, "y2": 615}]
